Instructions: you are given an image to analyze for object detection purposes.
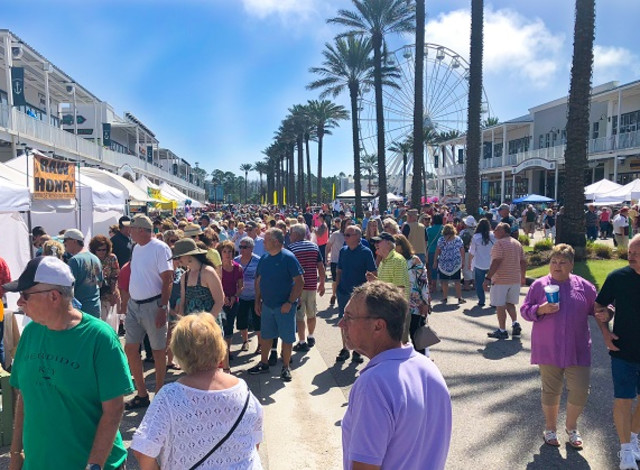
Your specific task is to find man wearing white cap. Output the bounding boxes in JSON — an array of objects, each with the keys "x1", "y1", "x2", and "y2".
[
  {"x1": 4, "y1": 256, "x2": 133, "y2": 470},
  {"x1": 63, "y1": 228, "x2": 103, "y2": 318}
]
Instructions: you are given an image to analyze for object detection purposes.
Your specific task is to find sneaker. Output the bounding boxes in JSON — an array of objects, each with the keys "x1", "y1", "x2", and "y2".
[
  {"x1": 512, "y1": 322, "x2": 522, "y2": 338},
  {"x1": 293, "y1": 342, "x2": 310, "y2": 352},
  {"x1": 631, "y1": 440, "x2": 640, "y2": 461},
  {"x1": 248, "y1": 362, "x2": 270, "y2": 375},
  {"x1": 487, "y1": 329, "x2": 509, "y2": 339},
  {"x1": 280, "y1": 366, "x2": 292, "y2": 382},
  {"x1": 307, "y1": 337, "x2": 316, "y2": 348},
  {"x1": 336, "y1": 348, "x2": 350, "y2": 362},
  {"x1": 268, "y1": 349, "x2": 278, "y2": 366},
  {"x1": 351, "y1": 351, "x2": 364, "y2": 364},
  {"x1": 620, "y1": 449, "x2": 639, "y2": 470}
]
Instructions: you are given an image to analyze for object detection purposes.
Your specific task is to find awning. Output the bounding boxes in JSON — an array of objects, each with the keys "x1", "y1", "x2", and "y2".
[
  {"x1": 81, "y1": 168, "x2": 157, "y2": 204},
  {"x1": 337, "y1": 189, "x2": 373, "y2": 198}
]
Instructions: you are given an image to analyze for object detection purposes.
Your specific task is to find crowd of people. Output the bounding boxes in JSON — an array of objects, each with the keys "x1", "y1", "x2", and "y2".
[{"x1": 1, "y1": 198, "x2": 640, "y2": 469}]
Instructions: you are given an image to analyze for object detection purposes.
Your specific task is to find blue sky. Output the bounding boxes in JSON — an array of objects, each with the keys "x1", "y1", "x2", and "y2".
[{"x1": 5, "y1": 0, "x2": 640, "y2": 180}]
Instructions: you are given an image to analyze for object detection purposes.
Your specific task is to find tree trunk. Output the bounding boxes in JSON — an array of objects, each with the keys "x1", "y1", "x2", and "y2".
[
  {"x1": 373, "y1": 33, "x2": 387, "y2": 213},
  {"x1": 402, "y1": 152, "x2": 408, "y2": 197},
  {"x1": 297, "y1": 138, "x2": 304, "y2": 208},
  {"x1": 350, "y1": 83, "x2": 364, "y2": 219},
  {"x1": 557, "y1": 0, "x2": 595, "y2": 257},
  {"x1": 305, "y1": 135, "x2": 312, "y2": 206},
  {"x1": 288, "y1": 144, "x2": 295, "y2": 206},
  {"x1": 465, "y1": 0, "x2": 484, "y2": 217},
  {"x1": 412, "y1": 0, "x2": 425, "y2": 209},
  {"x1": 317, "y1": 129, "x2": 324, "y2": 206}
]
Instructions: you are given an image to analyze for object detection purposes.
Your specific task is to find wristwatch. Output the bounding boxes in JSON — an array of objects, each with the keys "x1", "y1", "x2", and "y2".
[
  {"x1": 158, "y1": 303, "x2": 168, "y2": 311},
  {"x1": 86, "y1": 464, "x2": 101, "y2": 470}
]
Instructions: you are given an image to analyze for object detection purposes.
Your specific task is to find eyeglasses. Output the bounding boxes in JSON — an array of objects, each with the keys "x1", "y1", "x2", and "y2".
[
  {"x1": 239, "y1": 245, "x2": 250, "y2": 249},
  {"x1": 20, "y1": 289, "x2": 58, "y2": 301},
  {"x1": 344, "y1": 233, "x2": 355, "y2": 238}
]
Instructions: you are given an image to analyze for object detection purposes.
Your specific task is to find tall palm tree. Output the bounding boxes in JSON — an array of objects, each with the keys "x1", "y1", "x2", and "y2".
[
  {"x1": 388, "y1": 139, "x2": 412, "y2": 197},
  {"x1": 276, "y1": 119, "x2": 297, "y2": 206},
  {"x1": 557, "y1": 0, "x2": 595, "y2": 255},
  {"x1": 254, "y1": 160, "x2": 269, "y2": 203},
  {"x1": 308, "y1": 35, "x2": 381, "y2": 219},
  {"x1": 412, "y1": 0, "x2": 425, "y2": 209},
  {"x1": 329, "y1": 0, "x2": 415, "y2": 214},
  {"x1": 240, "y1": 163, "x2": 253, "y2": 203},
  {"x1": 465, "y1": 0, "x2": 484, "y2": 217},
  {"x1": 360, "y1": 153, "x2": 378, "y2": 194},
  {"x1": 287, "y1": 105, "x2": 310, "y2": 208},
  {"x1": 305, "y1": 99, "x2": 349, "y2": 205}
]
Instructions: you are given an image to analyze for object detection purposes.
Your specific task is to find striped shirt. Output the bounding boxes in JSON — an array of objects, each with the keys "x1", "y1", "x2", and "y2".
[
  {"x1": 288, "y1": 240, "x2": 322, "y2": 290},
  {"x1": 378, "y1": 250, "x2": 410, "y2": 299},
  {"x1": 490, "y1": 237, "x2": 525, "y2": 285}
]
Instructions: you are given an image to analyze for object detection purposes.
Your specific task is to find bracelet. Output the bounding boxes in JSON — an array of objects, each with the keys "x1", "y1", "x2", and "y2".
[{"x1": 10, "y1": 451, "x2": 22, "y2": 455}]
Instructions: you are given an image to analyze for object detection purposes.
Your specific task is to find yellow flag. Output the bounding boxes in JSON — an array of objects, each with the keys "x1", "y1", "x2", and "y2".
[
  {"x1": 273, "y1": 191, "x2": 277, "y2": 205},
  {"x1": 332, "y1": 183, "x2": 336, "y2": 200},
  {"x1": 283, "y1": 187, "x2": 287, "y2": 205}
]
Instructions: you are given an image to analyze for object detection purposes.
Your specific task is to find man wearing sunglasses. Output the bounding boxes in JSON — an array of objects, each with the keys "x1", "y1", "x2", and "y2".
[{"x1": 5, "y1": 256, "x2": 134, "y2": 470}]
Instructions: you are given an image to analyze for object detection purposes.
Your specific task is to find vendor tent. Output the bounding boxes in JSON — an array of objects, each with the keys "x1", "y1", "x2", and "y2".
[
  {"x1": 584, "y1": 178, "x2": 622, "y2": 200},
  {"x1": 159, "y1": 182, "x2": 203, "y2": 208},
  {"x1": 595, "y1": 179, "x2": 640, "y2": 202},
  {"x1": 337, "y1": 189, "x2": 373, "y2": 198},
  {"x1": 513, "y1": 194, "x2": 555, "y2": 203},
  {"x1": 81, "y1": 167, "x2": 156, "y2": 204},
  {"x1": 136, "y1": 176, "x2": 177, "y2": 210}
]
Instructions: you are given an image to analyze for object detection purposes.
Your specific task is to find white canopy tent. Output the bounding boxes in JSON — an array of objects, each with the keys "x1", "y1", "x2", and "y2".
[
  {"x1": 159, "y1": 182, "x2": 203, "y2": 208},
  {"x1": 81, "y1": 167, "x2": 156, "y2": 204},
  {"x1": 584, "y1": 178, "x2": 623, "y2": 200},
  {"x1": 595, "y1": 178, "x2": 640, "y2": 203},
  {"x1": 336, "y1": 189, "x2": 373, "y2": 198}
]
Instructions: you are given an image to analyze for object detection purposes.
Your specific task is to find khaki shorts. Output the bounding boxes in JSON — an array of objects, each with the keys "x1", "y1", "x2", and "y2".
[
  {"x1": 125, "y1": 298, "x2": 168, "y2": 350},
  {"x1": 296, "y1": 290, "x2": 317, "y2": 321},
  {"x1": 539, "y1": 365, "x2": 590, "y2": 406},
  {"x1": 489, "y1": 283, "x2": 521, "y2": 307}
]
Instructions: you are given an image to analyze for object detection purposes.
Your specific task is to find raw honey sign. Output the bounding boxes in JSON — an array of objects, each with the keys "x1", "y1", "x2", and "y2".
[{"x1": 33, "y1": 155, "x2": 76, "y2": 200}]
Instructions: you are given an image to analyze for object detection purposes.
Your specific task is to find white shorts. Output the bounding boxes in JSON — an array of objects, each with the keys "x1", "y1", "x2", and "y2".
[{"x1": 490, "y1": 283, "x2": 521, "y2": 307}]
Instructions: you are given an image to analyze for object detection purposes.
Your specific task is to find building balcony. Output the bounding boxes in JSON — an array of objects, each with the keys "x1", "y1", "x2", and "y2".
[{"x1": 0, "y1": 104, "x2": 204, "y2": 196}]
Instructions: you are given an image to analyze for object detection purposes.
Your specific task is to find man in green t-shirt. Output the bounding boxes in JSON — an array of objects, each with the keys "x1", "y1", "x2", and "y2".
[{"x1": 4, "y1": 256, "x2": 134, "y2": 470}]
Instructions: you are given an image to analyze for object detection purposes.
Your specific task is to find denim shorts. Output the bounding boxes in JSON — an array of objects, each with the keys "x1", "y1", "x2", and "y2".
[
  {"x1": 611, "y1": 356, "x2": 640, "y2": 399},
  {"x1": 260, "y1": 302, "x2": 296, "y2": 344}
]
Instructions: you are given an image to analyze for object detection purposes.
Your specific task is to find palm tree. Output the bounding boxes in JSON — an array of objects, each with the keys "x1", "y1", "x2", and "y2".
[
  {"x1": 305, "y1": 99, "x2": 349, "y2": 205},
  {"x1": 287, "y1": 105, "x2": 311, "y2": 208},
  {"x1": 412, "y1": 0, "x2": 425, "y2": 209},
  {"x1": 465, "y1": 0, "x2": 484, "y2": 217},
  {"x1": 240, "y1": 164, "x2": 253, "y2": 203},
  {"x1": 308, "y1": 35, "x2": 380, "y2": 219},
  {"x1": 482, "y1": 116, "x2": 499, "y2": 128},
  {"x1": 360, "y1": 153, "x2": 378, "y2": 193},
  {"x1": 276, "y1": 119, "x2": 297, "y2": 206},
  {"x1": 254, "y1": 161, "x2": 269, "y2": 203},
  {"x1": 557, "y1": 0, "x2": 595, "y2": 256},
  {"x1": 388, "y1": 139, "x2": 412, "y2": 197},
  {"x1": 329, "y1": 0, "x2": 415, "y2": 214}
]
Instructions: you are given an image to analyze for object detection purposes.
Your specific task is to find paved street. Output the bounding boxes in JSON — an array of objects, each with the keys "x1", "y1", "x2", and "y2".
[{"x1": 0, "y1": 268, "x2": 624, "y2": 469}]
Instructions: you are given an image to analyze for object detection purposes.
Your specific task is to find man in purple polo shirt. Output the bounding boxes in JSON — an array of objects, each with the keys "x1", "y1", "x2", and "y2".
[{"x1": 340, "y1": 281, "x2": 452, "y2": 470}]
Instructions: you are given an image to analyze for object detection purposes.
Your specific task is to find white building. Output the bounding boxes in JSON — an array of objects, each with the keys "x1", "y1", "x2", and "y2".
[
  {"x1": 0, "y1": 29, "x2": 205, "y2": 200},
  {"x1": 434, "y1": 80, "x2": 640, "y2": 204}
]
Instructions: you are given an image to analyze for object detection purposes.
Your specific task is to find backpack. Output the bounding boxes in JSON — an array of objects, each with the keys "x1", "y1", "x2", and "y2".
[{"x1": 460, "y1": 229, "x2": 473, "y2": 250}]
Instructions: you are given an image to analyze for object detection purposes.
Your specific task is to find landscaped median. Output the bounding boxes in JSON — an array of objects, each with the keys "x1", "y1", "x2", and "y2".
[{"x1": 526, "y1": 259, "x2": 627, "y2": 289}]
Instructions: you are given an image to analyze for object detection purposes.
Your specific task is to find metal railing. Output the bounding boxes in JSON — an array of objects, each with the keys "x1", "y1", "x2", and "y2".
[{"x1": 0, "y1": 105, "x2": 204, "y2": 196}]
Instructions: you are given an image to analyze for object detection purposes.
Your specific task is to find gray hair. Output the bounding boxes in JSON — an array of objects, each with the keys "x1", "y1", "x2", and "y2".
[
  {"x1": 39, "y1": 283, "x2": 74, "y2": 301},
  {"x1": 239, "y1": 236, "x2": 254, "y2": 248},
  {"x1": 266, "y1": 227, "x2": 284, "y2": 245},
  {"x1": 290, "y1": 223, "x2": 307, "y2": 240},
  {"x1": 346, "y1": 225, "x2": 362, "y2": 237},
  {"x1": 351, "y1": 281, "x2": 407, "y2": 342}
]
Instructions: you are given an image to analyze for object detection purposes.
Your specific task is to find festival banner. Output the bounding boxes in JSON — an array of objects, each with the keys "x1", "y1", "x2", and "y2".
[
  {"x1": 283, "y1": 187, "x2": 286, "y2": 205},
  {"x1": 332, "y1": 183, "x2": 336, "y2": 200},
  {"x1": 102, "y1": 123, "x2": 111, "y2": 147},
  {"x1": 33, "y1": 155, "x2": 76, "y2": 200},
  {"x1": 273, "y1": 190, "x2": 277, "y2": 205},
  {"x1": 11, "y1": 67, "x2": 26, "y2": 107}
]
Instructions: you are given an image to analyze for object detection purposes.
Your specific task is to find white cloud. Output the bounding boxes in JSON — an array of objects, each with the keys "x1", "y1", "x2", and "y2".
[
  {"x1": 593, "y1": 45, "x2": 640, "y2": 84},
  {"x1": 424, "y1": 7, "x2": 565, "y2": 88},
  {"x1": 240, "y1": 0, "x2": 316, "y2": 20}
]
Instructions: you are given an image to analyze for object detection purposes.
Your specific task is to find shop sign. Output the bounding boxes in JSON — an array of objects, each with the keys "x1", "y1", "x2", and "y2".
[
  {"x1": 513, "y1": 158, "x2": 556, "y2": 174},
  {"x1": 33, "y1": 155, "x2": 76, "y2": 200}
]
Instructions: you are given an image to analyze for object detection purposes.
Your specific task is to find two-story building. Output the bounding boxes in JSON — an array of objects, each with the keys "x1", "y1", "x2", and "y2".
[
  {"x1": 434, "y1": 80, "x2": 640, "y2": 205},
  {"x1": 0, "y1": 29, "x2": 205, "y2": 201}
]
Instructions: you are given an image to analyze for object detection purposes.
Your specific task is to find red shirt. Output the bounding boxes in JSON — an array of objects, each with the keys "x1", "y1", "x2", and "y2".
[
  {"x1": 0, "y1": 257, "x2": 11, "y2": 298},
  {"x1": 118, "y1": 262, "x2": 131, "y2": 292}
]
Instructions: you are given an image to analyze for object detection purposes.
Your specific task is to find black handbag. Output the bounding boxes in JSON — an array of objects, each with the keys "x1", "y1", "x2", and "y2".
[{"x1": 188, "y1": 386, "x2": 251, "y2": 470}]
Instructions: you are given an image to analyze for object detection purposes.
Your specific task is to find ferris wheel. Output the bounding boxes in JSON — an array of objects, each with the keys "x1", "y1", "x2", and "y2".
[{"x1": 358, "y1": 43, "x2": 491, "y2": 194}]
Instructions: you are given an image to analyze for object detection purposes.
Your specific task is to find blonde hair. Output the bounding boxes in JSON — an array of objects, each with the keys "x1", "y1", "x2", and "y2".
[
  {"x1": 442, "y1": 223, "x2": 457, "y2": 237},
  {"x1": 42, "y1": 239, "x2": 65, "y2": 259},
  {"x1": 170, "y1": 313, "x2": 226, "y2": 374},
  {"x1": 551, "y1": 243, "x2": 575, "y2": 264}
]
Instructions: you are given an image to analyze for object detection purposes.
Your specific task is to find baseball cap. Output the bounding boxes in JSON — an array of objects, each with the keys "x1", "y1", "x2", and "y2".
[
  {"x1": 63, "y1": 228, "x2": 84, "y2": 241},
  {"x1": 464, "y1": 215, "x2": 477, "y2": 227},
  {"x1": 130, "y1": 214, "x2": 153, "y2": 230},
  {"x1": 118, "y1": 215, "x2": 131, "y2": 227},
  {"x1": 3, "y1": 256, "x2": 75, "y2": 292},
  {"x1": 371, "y1": 232, "x2": 395, "y2": 243}
]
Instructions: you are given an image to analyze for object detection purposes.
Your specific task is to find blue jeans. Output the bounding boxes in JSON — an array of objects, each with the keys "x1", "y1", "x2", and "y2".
[
  {"x1": 474, "y1": 268, "x2": 488, "y2": 305},
  {"x1": 586, "y1": 226, "x2": 598, "y2": 241}
]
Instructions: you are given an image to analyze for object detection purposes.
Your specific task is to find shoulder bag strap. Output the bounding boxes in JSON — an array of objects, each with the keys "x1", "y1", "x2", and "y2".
[{"x1": 188, "y1": 386, "x2": 251, "y2": 470}]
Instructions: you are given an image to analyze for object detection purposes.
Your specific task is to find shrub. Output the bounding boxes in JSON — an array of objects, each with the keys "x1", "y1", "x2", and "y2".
[
  {"x1": 533, "y1": 239, "x2": 554, "y2": 252},
  {"x1": 592, "y1": 243, "x2": 613, "y2": 259},
  {"x1": 518, "y1": 234, "x2": 530, "y2": 246},
  {"x1": 618, "y1": 247, "x2": 628, "y2": 260}
]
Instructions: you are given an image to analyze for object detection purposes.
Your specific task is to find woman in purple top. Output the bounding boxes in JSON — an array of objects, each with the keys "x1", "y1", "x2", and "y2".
[{"x1": 521, "y1": 244, "x2": 597, "y2": 450}]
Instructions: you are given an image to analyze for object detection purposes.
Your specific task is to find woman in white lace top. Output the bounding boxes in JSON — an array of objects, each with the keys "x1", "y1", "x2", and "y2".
[{"x1": 131, "y1": 313, "x2": 263, "y2": 469}]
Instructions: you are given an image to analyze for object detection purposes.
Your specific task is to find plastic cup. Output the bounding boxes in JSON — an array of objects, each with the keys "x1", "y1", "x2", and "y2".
[{"x1": 544, "y1": 285, "x2": 559, "y2": 304}]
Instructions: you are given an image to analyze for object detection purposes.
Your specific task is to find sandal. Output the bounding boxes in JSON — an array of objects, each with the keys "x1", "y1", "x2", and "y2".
[
  {"x1": 241, "y1": 341, "x2": 250, "y2": 351},
  {"x1": 566, "y1": 429, "x2": 583, "y2": 449},
  {"x1": 166, "y1": 363, "x2": 181, "y2": 371},
  {"x1": 543, "y1": 430, "x2": 560, "y2": 447},
  {"x1": 441, "y1": 298, "x2": 448, "y2": 304},
  {"x1": 125, "y1": 395, "x2": 150, "y2": 410}
]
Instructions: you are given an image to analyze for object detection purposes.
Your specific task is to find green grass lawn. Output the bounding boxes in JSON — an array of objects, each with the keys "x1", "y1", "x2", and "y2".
[{"x1": 526, "y1": 259, "x2": 627, "y2": 289}]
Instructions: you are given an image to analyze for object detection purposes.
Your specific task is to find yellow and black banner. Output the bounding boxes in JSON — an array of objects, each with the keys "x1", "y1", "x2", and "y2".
[{"x1": 33, "y1": 155, "x2": 76, "y2": 200}]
